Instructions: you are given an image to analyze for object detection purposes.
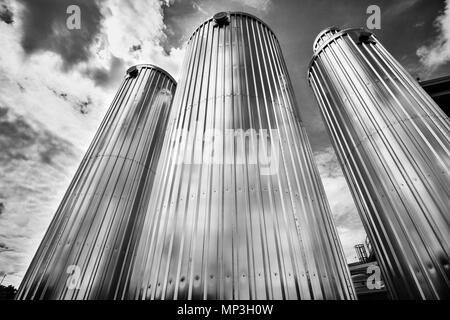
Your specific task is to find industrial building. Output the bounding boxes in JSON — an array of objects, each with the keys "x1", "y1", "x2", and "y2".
[
  {"x1": 16, "y1": 12, "x2": 450, "y2": 300},
  {"x1": 123, "y1": 12, "x2": 355, "y2": 300},
  {"x1": 17, "y1": 12, "x2": 356, "y2": 300},
  {"x1": 16, "y1": 65, "x2": 176, "y2": 299},
  {"x1": 308, "y1": 27, "x2": 450, "y2": 299},
  {"x1": 348, "y1": 240, "x2": 388, "y2": 300},
  {"x1": 420, "y1": 75, "x2": 450, "y2": 117}
]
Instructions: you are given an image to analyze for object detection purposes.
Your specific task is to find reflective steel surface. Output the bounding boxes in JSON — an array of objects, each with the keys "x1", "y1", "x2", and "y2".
[
  {"x1": 16, "y1": 65, "x2": 176, "y2": 299},
  {"x1": 123, "y1": 12, "x2": 355, "y2": 300},
  {"x1": 308, "y1": 28, "x2": 450, "y2": 299}
]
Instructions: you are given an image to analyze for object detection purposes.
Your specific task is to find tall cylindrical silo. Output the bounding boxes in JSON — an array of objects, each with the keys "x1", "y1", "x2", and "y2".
[
  {"x1": 123, "y1": 12, "x2": 355, "y2": 300},
  {"x1": 16, "y1": 64, "x2": 177, "y2": 299},
  {"x1": 308, "y1": 27, "x2": 450, "y2": 299}
]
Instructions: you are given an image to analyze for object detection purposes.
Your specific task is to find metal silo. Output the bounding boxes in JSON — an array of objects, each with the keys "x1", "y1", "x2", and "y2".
[
  {"x1": 308, "y1": 27, "x2": 450, "y2": 299},
  {"x1": 16, "y1": 64, "x2": 176, "y2": 299},
  {"x1": 123, "y1": 12, "x2": 355, "y2": 300}
]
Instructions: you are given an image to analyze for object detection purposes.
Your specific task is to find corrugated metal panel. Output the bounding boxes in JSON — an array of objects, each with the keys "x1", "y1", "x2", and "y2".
[
  {"x1": 122, "y1": 12, "x2": 355, "y2": 300},
  {"x1": 16, "y1": 65, "x2": 176, "y2": 299},
  {"x1": 308, "y1": 28, "x2": 450, "y2": 299}
]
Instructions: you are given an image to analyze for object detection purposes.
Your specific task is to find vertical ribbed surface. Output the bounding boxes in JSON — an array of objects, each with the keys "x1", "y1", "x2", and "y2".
[
  {"x1": 308, "y1": 28, "x2": 450, "y2": 299},
  {"x1": 124, "y1": 12, "x2": 355, "y2": 300},
  {"x1": 16, "y1": 65, "x2": 176, "y2": 299},
  {"x1": 313, "y1": 27, "x2": 340, "y2": 52}
]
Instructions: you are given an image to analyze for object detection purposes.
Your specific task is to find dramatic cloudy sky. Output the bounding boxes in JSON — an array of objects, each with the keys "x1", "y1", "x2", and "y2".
[{"x1": 0, "y1": 0, "x2": 449, "y2": 288}]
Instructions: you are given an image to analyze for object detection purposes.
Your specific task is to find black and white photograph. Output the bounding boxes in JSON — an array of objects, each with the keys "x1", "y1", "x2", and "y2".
[{"x1": 0, "y1": 0, "x2": 448, "y2": 313}]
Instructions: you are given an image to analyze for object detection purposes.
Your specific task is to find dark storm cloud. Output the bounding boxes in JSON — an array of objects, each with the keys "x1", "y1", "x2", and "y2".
[
  {"x1": 129, "y1": 44, "x2": 142, "y2": 52},
  {"x1": 18, "y1": 0, "x2": 104, "y2": 68},
  {"x1": 0, "y1": 242, "x2": 12, "y2": 253},
  {"x1": 38, "y1": 134, "x2": 73, "y2": 165},
  {"x1": 0, "y1": 106, "x2": 74, "y2": 165},
  {"x1": 0, "y1": 1, "x2": 13, "y2": 24},
  {"x1": 48, "y1": 87, "x2": 90, "y2": 113},
  {"x1": 84, "y1": 55, "x2": 125, "y2": 88},
  {"x1": 0, "y1": 106, "x2": 35, "y2": 161},
  {"x1": 161, "y1": 0, "x2": 270, "y2": 53},
  {"x1": 162, "y1": 0, "x2": 203, "y2": 52}
]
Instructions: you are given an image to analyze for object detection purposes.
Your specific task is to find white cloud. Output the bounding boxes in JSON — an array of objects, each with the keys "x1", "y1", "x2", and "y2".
[
  {"x1": 313, "y1": 147, "x2": 367, "y2": 263},
  {"x1": 235, "y1": 0, "x2": 272, "y2": 12},
  {"x1": 0, "y1": 2, "x2": 112, "y2": 150},
  {"x1": 100, "y1": 0, "x2": 185, "y2": 78},
  {"x1": 0, "y1": 0, "x2": 185, "y2": 151},
  {"x1": 0, "y1": 143, "x2": 77, "y2": 288},
  {"x1": 417, "y1": 0, "x2": 450, "y2": 69}
]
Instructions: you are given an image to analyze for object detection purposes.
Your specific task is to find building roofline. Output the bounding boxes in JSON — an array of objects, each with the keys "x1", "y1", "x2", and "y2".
[
  {"x1": 188, "y1": 11, "x2": 277, "y2": 42},
  {"x1": 419, "y1": 75, "x2": 450, "y2": 87},
  {"x1": 307, "y1": 27, "x2": 371, "y2": 83},
  {"x1": 312, "y1": 26, "x2": 340, "y2": 51},
  {"x1": 126, "y1": 64, "x2": 177, "y2": 85}
]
